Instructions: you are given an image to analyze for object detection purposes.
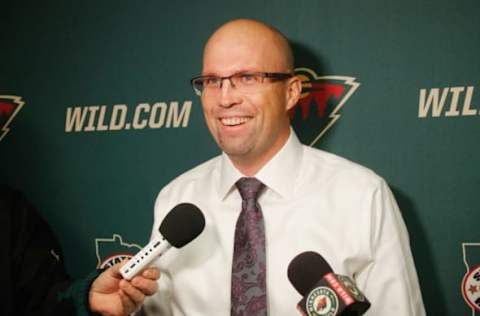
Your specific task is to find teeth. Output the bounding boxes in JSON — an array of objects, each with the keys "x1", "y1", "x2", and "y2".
[{"x1": 221, "y1": 117, "x2": 250, "y2": 126}]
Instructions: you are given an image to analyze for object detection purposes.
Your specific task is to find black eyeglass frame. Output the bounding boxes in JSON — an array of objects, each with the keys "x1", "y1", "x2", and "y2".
[{"x1": 190, "y1": 72, "x2": 294, "y2": 96}]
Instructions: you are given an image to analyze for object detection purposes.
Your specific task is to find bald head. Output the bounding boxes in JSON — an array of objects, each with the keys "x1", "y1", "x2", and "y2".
[
  {"x1": 202, "y1": 19, "x2": 294, "y2": 75},
  {"x1": 199, "y1": 19, "x2": 302, "y2": 176}
]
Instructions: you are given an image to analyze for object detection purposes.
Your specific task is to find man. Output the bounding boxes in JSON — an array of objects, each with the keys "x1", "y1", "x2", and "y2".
[
  {"x1": 140, "y1": 19, "x2": 426, "y2": 315},
  {"x1": 0, "y1": 186, "x2": 159, "y2": 316}
]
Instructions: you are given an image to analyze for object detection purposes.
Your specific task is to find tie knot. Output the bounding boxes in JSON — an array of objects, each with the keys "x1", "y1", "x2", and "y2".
[{"x1": 235, "y1": 177, "x2": 265, "y2": 201}]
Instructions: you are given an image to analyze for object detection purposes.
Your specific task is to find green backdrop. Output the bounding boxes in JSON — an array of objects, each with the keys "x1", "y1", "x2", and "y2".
[{"x1": 2, "y1": 1, "x2": 479, "y2": 314}]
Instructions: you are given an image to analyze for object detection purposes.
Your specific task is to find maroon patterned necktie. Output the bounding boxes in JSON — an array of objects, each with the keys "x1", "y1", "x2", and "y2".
[{"x1": 231, "y1": 177, "x2": 267, "y2": 316}]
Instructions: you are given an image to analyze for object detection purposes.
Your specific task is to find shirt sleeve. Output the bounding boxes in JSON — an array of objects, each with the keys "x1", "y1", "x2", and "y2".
[{"x1": 355, "y1": 180, "x2": 426, "y2": 315}]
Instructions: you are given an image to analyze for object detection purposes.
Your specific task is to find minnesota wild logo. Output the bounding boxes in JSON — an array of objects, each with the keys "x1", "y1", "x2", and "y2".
[
  {"x1": 290, "y1": 68, "x2": 360, "y2": 147},
  {"x1": 305, "y1": 286, "x2": 339, "y2": 316},
  {"x1": 0, "y1": 95, "x2": 25, "y2": 142},
  {"x1": 462, "y1": 242, "x2": 480, "y2": 314}
]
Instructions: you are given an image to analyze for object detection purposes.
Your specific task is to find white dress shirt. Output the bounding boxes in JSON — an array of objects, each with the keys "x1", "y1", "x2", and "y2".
[{"x1": 139, "y1": 130, "x2": 426, "y2": 315}]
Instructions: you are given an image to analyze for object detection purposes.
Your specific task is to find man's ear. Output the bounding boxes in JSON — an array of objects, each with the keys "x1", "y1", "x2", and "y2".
[{"x1": 285, "y1": 75, "x2": 302, "y2": 111}]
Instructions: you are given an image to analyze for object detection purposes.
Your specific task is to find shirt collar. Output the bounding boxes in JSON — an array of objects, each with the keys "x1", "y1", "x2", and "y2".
[
  {"x1": 217, "y1": 128, "x2": 304, "y2": 200},
  {"x1": 218, "y1": 152, "x2": 243, "y2": 200}
]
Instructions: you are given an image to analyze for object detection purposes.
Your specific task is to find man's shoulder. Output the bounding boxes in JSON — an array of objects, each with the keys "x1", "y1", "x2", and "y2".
[
  {"x1": 161, "y1": 155, "x2": 222, "y2": 192},
  {"x1": 301, "y1": 145, "x2": 384, "y2": 187},
  {"x1": 152, "y1": 155, "x2": 222, "y2": 218}
]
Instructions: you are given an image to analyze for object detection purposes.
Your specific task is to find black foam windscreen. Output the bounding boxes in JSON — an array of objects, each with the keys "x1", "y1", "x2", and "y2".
[
  {"x1": 287, "y1": 251, "x2": 333, "y2": 296},
  {"x1": 159, "y1": 203, "x2": 205, "y2": 248}
]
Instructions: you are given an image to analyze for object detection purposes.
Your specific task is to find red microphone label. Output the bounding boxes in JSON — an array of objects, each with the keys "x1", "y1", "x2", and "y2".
[{"x1": 324, "y1": 272, "x2": 354, "y2": 305}]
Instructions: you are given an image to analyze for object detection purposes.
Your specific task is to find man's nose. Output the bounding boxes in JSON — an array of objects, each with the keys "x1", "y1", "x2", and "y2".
[{"x1": 219, "y1": 78, "x2": 239, "y2": 108}]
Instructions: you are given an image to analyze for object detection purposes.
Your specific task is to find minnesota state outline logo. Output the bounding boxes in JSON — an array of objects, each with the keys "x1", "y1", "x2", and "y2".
[
  {"x1": 0, "y1": 95, "x2": 25, "y2": 142},
  {"x1": 95, "y1": 234, "x2": 142, "y2": 269},
  {"x1": 290, "y1": 68, "x2": 360, "y2": 147}
]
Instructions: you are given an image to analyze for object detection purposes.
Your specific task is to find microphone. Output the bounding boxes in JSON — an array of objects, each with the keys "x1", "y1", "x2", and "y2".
[
  {"x1": 287, "y1": 251, "x2": 371, "y2": 316},
  {"x1": 120, "y1": 203, "x2": 205, "y2": 280}
]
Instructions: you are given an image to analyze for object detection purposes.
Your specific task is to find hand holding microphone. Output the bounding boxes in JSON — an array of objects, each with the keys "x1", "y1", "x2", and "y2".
[
  {"x1": 288, "y1": 251, "x2": 370, "y2": 316},
  {"x1": 120, "y1": 203, "x2": 206, "y2": 280},
  {"x1": 89, "y1": 261, "x2": 160, "y2": 316},
  {"x1": 88, "y1": 203, "x2": 205, "y2": 316}
]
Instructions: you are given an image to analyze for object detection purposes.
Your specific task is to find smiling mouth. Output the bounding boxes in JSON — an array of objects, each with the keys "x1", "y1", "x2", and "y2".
[{"x1": 220, "y1": 117, "x2": 252, "y2": 126}]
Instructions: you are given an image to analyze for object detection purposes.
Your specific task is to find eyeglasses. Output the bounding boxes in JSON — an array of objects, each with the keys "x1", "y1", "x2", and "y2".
[{"x1": 190, "y1": 72, "x2": 293, "y2": 96}]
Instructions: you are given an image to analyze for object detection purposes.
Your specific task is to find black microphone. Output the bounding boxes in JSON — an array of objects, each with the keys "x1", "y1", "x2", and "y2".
[
  {"x1": 120, "y1": 203, "x2": 205, "y2": 280},
  {"x1": 288, "y1": 251, "x2": 371, "y2": 316}
]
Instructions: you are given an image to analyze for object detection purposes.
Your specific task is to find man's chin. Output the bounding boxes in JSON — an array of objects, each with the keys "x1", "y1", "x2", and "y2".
[{"x1": 220, "y1": 142, "x2": 253, "y2": 158}]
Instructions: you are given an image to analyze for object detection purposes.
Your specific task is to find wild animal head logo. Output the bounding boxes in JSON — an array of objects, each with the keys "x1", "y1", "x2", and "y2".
[
  {"x1": 0, "y1": 95, "x2": 25, "y2": 142},
  {"x1": 290, "y1": 68, "x2": 360, "y2": 147}
]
